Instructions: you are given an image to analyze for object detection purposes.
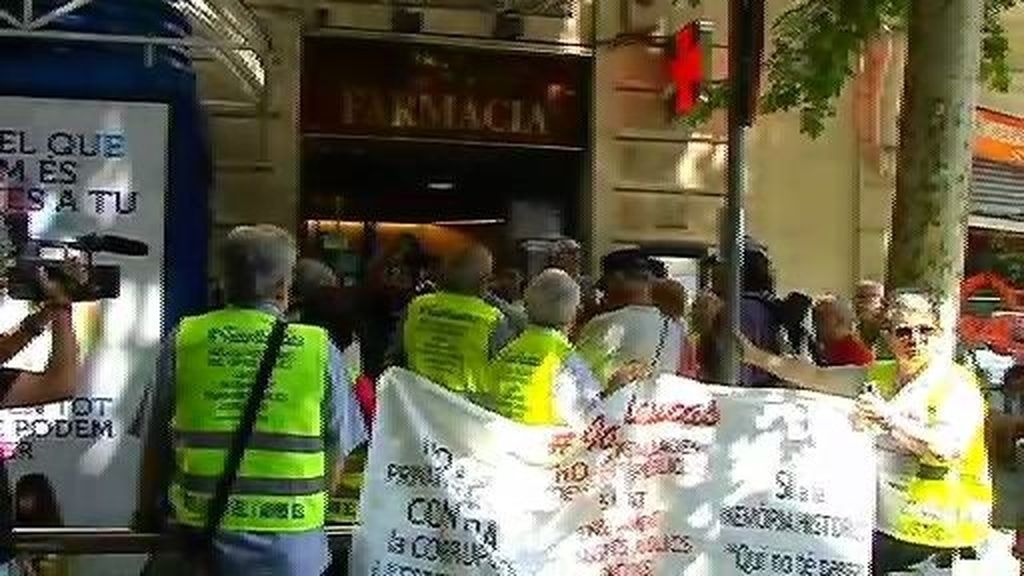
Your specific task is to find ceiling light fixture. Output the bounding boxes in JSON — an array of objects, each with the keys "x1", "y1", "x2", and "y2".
[{"x1": 432, "y1": 219, "x2": 506, "y2": 226}]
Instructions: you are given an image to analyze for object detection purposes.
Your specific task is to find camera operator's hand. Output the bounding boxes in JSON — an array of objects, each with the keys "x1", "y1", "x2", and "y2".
[
  {"x1": 0, "y1": 265, "x2": 81, "y2": 408},
  {"x1": 39, "y1": 259, "x2": 86, "y2": 310}
]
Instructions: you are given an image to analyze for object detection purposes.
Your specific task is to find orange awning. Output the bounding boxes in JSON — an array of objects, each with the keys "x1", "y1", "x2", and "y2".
[{"x1": 976, "y1": 107, "x2": 1024, "y2": 167}]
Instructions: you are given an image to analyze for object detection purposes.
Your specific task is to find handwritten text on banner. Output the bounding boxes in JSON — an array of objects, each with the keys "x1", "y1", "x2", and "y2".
[{"x1": 350, "y1": 369, "x2": 876, "y2": 576}]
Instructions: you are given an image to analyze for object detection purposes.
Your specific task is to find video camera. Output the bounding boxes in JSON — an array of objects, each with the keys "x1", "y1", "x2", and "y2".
[{"x1": 2, "y1": 213, "x2": 149, "y2": 302}]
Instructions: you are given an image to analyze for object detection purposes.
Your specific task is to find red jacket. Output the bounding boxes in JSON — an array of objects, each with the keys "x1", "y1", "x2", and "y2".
[
  {"x1": 354, "y1": 375, "x2": 376, "y2": 432},
  {"x1": 821, "y1": 335, "x2": 874, "y2": 367}
]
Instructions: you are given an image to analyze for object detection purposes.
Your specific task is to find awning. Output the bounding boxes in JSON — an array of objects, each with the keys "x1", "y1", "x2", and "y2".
[
  {"x1": 0, "y1": 0, "x2": 268, "y2": 98},
  {"x1": 976, "y1": 107, "x2": 1024, "y2": 168}
]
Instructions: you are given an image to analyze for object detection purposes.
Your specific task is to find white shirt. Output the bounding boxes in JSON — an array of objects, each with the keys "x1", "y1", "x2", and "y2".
[
  {"x1": 873, "y1": 363, "x2": 986, "y2": 537},
  {"x1": 576, "y1": 305, "x2": 685, "y2": 377},
  {"x1": 553, "y1": 352, "x2": 604, "y2": 429}
]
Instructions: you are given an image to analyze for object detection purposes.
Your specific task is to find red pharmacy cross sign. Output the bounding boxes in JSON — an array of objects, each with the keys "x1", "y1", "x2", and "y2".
[{"x1": 669, "y1": 22, "x2": 704, "y2": 116}]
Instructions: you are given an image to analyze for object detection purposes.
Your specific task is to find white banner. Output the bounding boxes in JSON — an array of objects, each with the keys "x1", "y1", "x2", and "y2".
[
  {"x1": 0, "y1": 97, "x2": 167, "y2": 567},
  {"x1": 352, "y1": 369, "x2": 876, "y2": 576}
]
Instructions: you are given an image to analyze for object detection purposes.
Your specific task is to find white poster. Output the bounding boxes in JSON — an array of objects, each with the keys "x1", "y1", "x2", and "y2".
[
  {"x1": 352, "y1": 369, "x2": 876, "y2": 576},
  {"x1": 0, "y1": 98, "x2": 166, "y2": 539}
]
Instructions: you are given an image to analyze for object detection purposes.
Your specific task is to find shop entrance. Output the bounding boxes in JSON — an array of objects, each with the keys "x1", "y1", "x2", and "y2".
[
  {"x1": 301, "y1": 137, "x2": 583, "y2": 285},
  {"x1": 299, "y1": 35, "x2": 590, "y2": 285}
]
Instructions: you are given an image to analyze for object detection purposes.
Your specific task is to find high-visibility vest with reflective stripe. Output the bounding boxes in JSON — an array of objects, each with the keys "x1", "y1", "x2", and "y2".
[
  {"x1": 329, "y1": 445, "x2": 366, "y2": 524},
  {"x1": 868, "y1": 361, "x2": 993, "y2": 548},
  {"x1": 403, "y1": 291, "x2": 502, "y2": 399},
  {"x1": 486, "y1": 326, "x2": 573, "y2": 426},
  {"x1": 329, "y1": 341, "x2": 366, "y2": 524},
  {"x1": 171, "y1": 309, "x2": 329, "y2": 532}
]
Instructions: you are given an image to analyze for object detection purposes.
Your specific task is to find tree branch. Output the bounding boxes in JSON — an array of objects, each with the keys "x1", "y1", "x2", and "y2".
[{"x1": 687, "y1": 0, "x2": 1021, "y2": 137}]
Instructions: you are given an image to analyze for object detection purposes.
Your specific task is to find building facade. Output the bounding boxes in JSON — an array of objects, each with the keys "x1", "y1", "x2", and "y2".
[{"x1": 200, "y1": 0, "x2": 1024, "y2": 299}]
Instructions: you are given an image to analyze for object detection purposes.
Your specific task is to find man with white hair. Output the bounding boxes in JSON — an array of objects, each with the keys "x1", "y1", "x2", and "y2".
[
  {"x1": 136, "y1": 225, "x2": 367, "y2": 575},
  {"x1": 813, "y1": 295, "x2": 874, "y2": 367},
  {"x1": 742, "y1": 290, "x2": 992, "y2": 574},
  {"x1": 390, "y1": 245, "x2": 515, "y2": 400},
  {"x1": 487, "y1": 269, "x2": 598, "y2": 428},
  {"x1": 488, "y1": 269, "x2": 646, "y2": 428}
]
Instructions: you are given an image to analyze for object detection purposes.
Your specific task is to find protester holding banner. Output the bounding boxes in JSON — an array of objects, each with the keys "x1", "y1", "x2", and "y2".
[
  {"x1": 576, "y1": 249, "x2": 684, "y2": 388},
  {"x1": 486, "y1": 268, "x2": 595, "y2": 426},
  {"x1": 387, "y1": 245, "x2": 515, "y2": 403},
  {"x1": 484, "y1": 268, "x2": 648, "y2": 429},
  {"x1": 740, "y1": 290, "x2": 993, "y2": 575},
  {"x1": 135, "y1": 225, "x2": 367, "y2": 576}
]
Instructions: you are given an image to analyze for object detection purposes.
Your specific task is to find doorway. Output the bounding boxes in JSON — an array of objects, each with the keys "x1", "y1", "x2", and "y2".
[{"x1": 301, "y1": 137, "x2": 583, "y2": 285}]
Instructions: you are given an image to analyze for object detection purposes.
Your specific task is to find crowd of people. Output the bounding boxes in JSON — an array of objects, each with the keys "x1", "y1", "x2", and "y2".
[
  {"x1": 0, "y1": 224, "x2": 1020, "y2": 575},
  {"x1": 129, "y1": 225, "x2": 1024, "y2": 575}
]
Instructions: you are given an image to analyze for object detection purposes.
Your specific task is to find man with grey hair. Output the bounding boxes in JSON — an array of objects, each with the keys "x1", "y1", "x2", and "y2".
[
  {"x1": 488, "y1": 269, "x2": 648, "y2": 428},
  {"x1": 288, "y1": 257, "x2": 357, "y2": 350},
  {"x1": 855, "y1": 280, "x2": 892, "y2": 359},
  {"x1": 289, "y1": 259, "x2": 337, "y2": 326},
  {"x1": 548, "y1": 237, "x2": 598, "y2": 320},
  {"x1": 292, "y1": 259, "x2": 338, "y2": 305},
  {"x1": 813, "y1": 295, "x2": 874, "y2": 367},
  {"x1": 549, "y1": 238, "x2": 583, "y2": 280},
  {"x1": 389, "y1": 244, "x2": 514, "y2": 401},
  {"x1": 136, "y1": 225, "x2": 367, "y2": 576}
]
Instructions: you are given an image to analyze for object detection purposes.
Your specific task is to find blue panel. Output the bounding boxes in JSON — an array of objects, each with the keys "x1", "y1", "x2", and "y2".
[{"x1": 0, "y1": 1, "x2": 210, "y2": 333}]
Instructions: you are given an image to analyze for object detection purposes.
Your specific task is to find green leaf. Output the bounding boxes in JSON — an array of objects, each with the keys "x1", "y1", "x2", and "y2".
[
  {"x1": 678, "y1": 81, "x2": 730, "y2": 130},
  {"x1": 980, "y1": 0, "x2": 1019, "y2": 92},
  {"x1": 693, "y1": 0, "x2": 1020, "y2": 136}
]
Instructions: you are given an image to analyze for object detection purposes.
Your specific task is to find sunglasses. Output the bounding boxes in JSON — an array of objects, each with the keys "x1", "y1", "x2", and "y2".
[{"x1": 892, "y1": 324, "x2": 937, "y2": 340}]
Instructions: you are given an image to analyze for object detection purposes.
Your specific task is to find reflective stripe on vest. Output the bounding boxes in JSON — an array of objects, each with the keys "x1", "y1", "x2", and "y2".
[
  {"x1": 486, "y1": 326, "x2": 573, "y2": 425},
  {"x1": 403, "y1": 292, "x2": 502, "y2": 398},
  {"x1": 867, "y1": 361, "x2": 993, "y2": 548},
  {"x1": 171, "y1": 309, "x2": 329, "y2": 532},
  {"x1": 329, "y1": 444, "x2": 367, "y2": 524}
]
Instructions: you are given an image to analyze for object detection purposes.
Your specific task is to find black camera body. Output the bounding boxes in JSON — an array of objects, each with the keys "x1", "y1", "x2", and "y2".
[
  {"x1": 3, "y1": 213, "x2": 148, "y2": 302},
  {"x1": 7, "y1": 259, "x2": 122, "y2": 301}
]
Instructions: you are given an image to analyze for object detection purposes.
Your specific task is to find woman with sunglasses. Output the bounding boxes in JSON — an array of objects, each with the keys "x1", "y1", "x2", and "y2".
[{"x1": 739, "y1": 290, "x2": 992, "y2": 575}]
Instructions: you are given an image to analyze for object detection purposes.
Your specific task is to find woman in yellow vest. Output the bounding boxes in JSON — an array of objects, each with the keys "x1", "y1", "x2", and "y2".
[
  {"x1": 487, "y1": 269, "x2": 648, "y2": 427},
  {"x1": 739, "y1": 290, "x2": 992, "y2": 575}
]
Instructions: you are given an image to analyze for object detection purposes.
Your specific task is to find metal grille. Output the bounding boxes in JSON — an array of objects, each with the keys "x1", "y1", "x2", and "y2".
[{"x1": 973, "y1": 159, "x2": 1024, "y2": 220}]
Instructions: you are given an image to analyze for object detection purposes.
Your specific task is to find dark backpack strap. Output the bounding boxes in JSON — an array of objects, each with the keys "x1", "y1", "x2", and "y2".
[
  {"x1": 652, "y1": 314, "x2": 671, "y2": 370},
  {"x1": 197, "y1": 319, "x2": 289, "y2": 566}
]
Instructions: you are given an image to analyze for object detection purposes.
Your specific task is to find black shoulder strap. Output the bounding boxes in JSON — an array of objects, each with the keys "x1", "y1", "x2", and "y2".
[
  {"x1": 652, "y1": 314, "x2": 671, "y2": 369},
  {"x1": 203, "y1": 318, "x2": 289, "y2": 540}
]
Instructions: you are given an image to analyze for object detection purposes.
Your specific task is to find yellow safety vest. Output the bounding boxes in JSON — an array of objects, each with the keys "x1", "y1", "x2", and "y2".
[
  {"x1": 486, "y1": 326, "x2": 574, "y2": 425},
  {"x1": 403, "y1": 291, "x2": 502, "y2": 400},
  {"x1": 868, "y1": 361, "x2": 993, "y2": 548},
  {"x1": 171, "y1": 309, "x2": 329, "y2": 532}
]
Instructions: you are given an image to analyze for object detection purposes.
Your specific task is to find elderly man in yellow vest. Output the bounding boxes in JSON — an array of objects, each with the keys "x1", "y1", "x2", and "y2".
[
  {"x1": 487, "y1": 268, "x2": 651, "y2": 428},
  {"x1": 388, "y1": 245, "x2": 515, "y2": 403},
  {"x1": 135, "y1": 225, "x2": 368, "y2": 576},
  {"x1": 739, "y1": 290, "x2": 992, "y2": 575},
  {"x1": 486, "y1": 269, "x2": 599, "y2": 427}
]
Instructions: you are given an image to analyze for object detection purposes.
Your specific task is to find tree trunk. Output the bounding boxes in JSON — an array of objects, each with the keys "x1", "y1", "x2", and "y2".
[{"x1": 887, "y1": 0, "x2": 984, "y2": 359}]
